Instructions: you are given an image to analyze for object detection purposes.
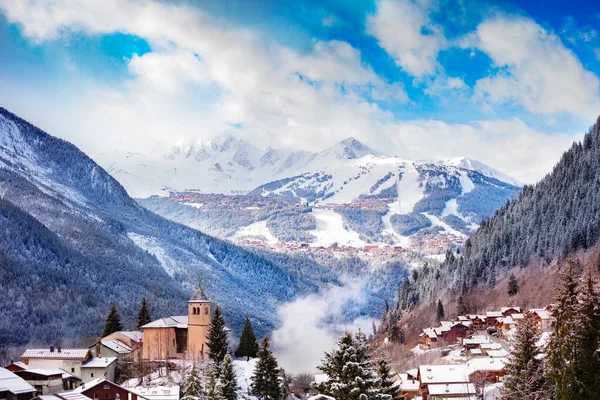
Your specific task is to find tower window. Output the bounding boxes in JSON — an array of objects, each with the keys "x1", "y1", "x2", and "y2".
[
  {"x1": 205, "y1": 306, "x2": 209, "y2": 315},
  {"x1": 192, "y1": 308, "x2": 196, "y2": 315}
]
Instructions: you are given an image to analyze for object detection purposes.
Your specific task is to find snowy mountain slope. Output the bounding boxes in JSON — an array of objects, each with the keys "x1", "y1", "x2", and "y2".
[{"x1": 1, "y1": 107, "x2": 385, "y2": 346}]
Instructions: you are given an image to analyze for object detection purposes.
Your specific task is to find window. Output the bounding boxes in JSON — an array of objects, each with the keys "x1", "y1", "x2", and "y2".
[
  {"x1": 205, "y1": 306, "x2": 208, "y2": 315},
  {"x1": 105, "y1": 393, "x2": 109, "y2": 399},
  {"x1": 71, "y1": 368, "x2": 75, "y2": 373},
  {"x1": 116, "y1": 394, "x2": 120, "y2": 400},
  {"x1": 91, "y1": 373, "x2": 94, "y2": 378},
  {"x1": 104, "y1": 385, "x2": 110, "y2": 390},
  {"x1": 192, "y1": 307, "x2": 196, "y2": 315},
  {"x1": 94, "y1": 394, "x2": 99, "y2": 399}
]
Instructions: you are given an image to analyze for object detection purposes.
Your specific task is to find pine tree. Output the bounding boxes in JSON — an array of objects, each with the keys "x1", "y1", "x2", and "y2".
[
  {"x1": 136, "y1": 297, "x2": 152, "y2": 330},
  {"x1": 546, "y1": 263, "x2": 580, "y2": 399},
  {"x1": 507, "y1": 274, "x2": 519, "y2": 296},
  {"x1": 315, "y1": 331, "x2": 381, "y2": 400},
  {"x1": 234, "y1": 317, "x2": 259, "y2": 361},
  {"x1": 436, "y1": 300, "x2": 444, "y2": 321},
  {"x1": 220, "y1": 354, "x2": 238, "y2": 400},
  {"x1": 376, "y1": 359, "x2": 399, "y2": 399},
  {"x1": 207, "y1": 305, "x2": 230, "y2": 367},
  {"x1": 205, "y1": 367, "x2": 223, "y2": 400},
  {"x1": 501, "y1": 314, "x2": 548, "y2": 399},
  {"x1": 103, "y1": 304, "x2": 123, "y2": 337},
  {"x1": 251, "y1": 337, "x2": 282, "y2": 400},
  {"x1": 456, "y1": 295, "x2": 468, "y2": 316},
  {"x1": 183, "y1": 363, "x2": 204, "y2": 399},
  {"x1": 571, "y1": 273, "x2": 600, "y2": 398}
]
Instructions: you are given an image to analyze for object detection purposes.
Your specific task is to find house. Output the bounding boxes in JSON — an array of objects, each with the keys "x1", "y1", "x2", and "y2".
[
  {"x1": 393, "y1": 373, "x2": 420, "y2": 400},
  {"x1": 441, "y1": 323, "x2": 470, "y2": 344},
  {"x1": 462, "y1": 335, "x2": 490, "y2": 350},
  {"x1": 417, "y1": 365, "x2": 470, "y2": 400},
  {"x1": 13, "y1": 370, "x2": 63, "y2": 395},
  {"x1": 99, "y1": 333, "x2": 142, "y2": 351},
  {"x1": 527, "y1": 309, "x2": 553, "y2": 331},
  {"x1": 21, "y1": 348, "x2": 92, "y2": 379},
  {"x1": 511, "y1": 313, "x2": 525, "y2": 324},
  {"x1": 500, "y1": 307, "x2": 521, "y2": 317},
  {"x1": 141, "y1": 287, "x2": 211, "y2": 360},
  {"x1": 496, "y1": 316, "x2": 516, "y2": 332},
  {"x1": 419, "y1": 329, "x2": 438, "y2": 349},
  {"x1": 484, "y1": 312, "x2": 503, "y2": 327},
  {"x1": 466, "y1": 357, "x2": 507, "y2": 385},
  {"x1": 80, "y1": 358, "x2": 117, "y2": 383},
  {"x1": 125, "y1": 386, "x2": 179, "y2": 400},
  {"x1": 70, "y1": 378, "x2": 147, "y2": 400},
  {"x1": 0, "y1": 367, "x2": 37, "y2": 400},
  {"x1": 32, "y1": 392, "x2": 92, "y2": 400},
  {"x1": 306, "y1": 395, "x2": 335, "y2": 400},
  {"x1": 466, "y1": 315, "x2": 485, "y2": 330}
]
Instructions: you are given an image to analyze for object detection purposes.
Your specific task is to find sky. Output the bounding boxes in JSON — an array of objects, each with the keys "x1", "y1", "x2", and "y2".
[{"x1": 1, "y1": 0, "x2": 600, "y2": 183}]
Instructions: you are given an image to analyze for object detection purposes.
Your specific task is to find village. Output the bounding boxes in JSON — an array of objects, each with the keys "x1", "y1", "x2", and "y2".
[{"x1": 0, "y1": 281, "x2": 558, "y2": 400}]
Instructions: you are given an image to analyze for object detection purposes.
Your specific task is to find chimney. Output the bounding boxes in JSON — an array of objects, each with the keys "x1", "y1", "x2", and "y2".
[
  {"x1": 50, "y1": 345, "x2": 55, "y2": 353},
  {"x1": 58, "y1": 346, "x2": 62, "y2": 353},
  {"x1": 96, "y1": 342, "x2": 101, "y2": 358}
]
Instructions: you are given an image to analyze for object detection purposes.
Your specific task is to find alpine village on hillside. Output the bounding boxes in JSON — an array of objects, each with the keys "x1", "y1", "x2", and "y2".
[{"x1": 2, "y1": 1, "x2": 600, "y2": 400}]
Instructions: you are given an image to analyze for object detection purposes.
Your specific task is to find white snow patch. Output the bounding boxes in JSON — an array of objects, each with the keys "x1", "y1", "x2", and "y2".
[
  {"x1": 423, "y1": 213, "x2": 467, "y2": 238},
  {"x1": 309, "y1": 209, "x2": 366, "y2": 247},
  {"x1": 233, "y1": 220, "x2": 278, "y2": 245},
  {"x1": 396, "y1": 162, "x2": 425, "y2": 213}
]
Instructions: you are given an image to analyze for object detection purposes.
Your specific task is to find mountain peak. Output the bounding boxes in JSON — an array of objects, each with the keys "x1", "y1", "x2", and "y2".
[
  {"x1": 442, "y1": 157, "x2": 522, "y2": 186},
  {"x1": 323, "y1": 137, "x2": 383, "y2": 160}
]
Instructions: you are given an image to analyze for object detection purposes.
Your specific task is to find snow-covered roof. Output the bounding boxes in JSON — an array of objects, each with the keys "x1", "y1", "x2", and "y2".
[
  {"x1": 486, "y1": 349, "x2": 509, "y2": 358},
  {"x1": 72, "y1": 377, "x2": 145, "y2": 398},
  {"x1": 117, "y1": 331, "x2": 143, "y2": 343},
  {"x1": 0, "y1": 367, "x2": 36, "y2": 395},
  {"x1": 457, "y1": 316, "x2": 469, "y2": 321},
  {"x1": 314, "y1": 374, "x2": 329, "y2": 384},
  {"x1": 81, "y1": 357, "x2": 117, "y2": 368},
  {"x1": 501, "y1": 307, "x2": 521, "y2": 313},
  {"x1": 423, "y1": 328, "x2": 437, "y2": 339},
  {"x1": 427, "y1": 383, "x2": 476, "y2": 396},
  {"x1": 21, "y1": 348, "x2": 90, "y2": 360},
  {"x1": 418, "y1": 365, "x2": 469, "y2": 384},
  {"x1": 511, "y1": 313, "x2": 525, "y2": 320},
  {"x1": 463, "y1": 336, "x2": 491, "y2": 345},
  {"x1": 142, "y1": 316, "x2": 188, "y2": 329},
  {"x1": 16, "y1": 368, "x2": 64, "y2": 377},
  {"x1": 470, "y1": 349, "x2": 483, "y2": 355},
  {"x1": 128, "y1": 385, "x2": 180, "y2": 400},
  {"x1": 406, "y1": 369, "x2": 418, "y2": 379},
  {"x1": 307, "y1": 395, "x2": 335, "y2": 400},
  {"x1": 101, "y1": 340, "x2": 133, "y2": 354},
  {"x1": 485, "y1": 311, "x2": 503, "y2": 318},
  {"x1": 4, "y1": 362, "x2": 27, "y2": 370},
  {"x1": 480, "y1": 343, "x2": 502, "y2": 350},
  {"x1": 440, "y1": 321, "x2": 453, "y2": 327},
  {"x1": 499, "y1": 316, "x2": 515, "y2": 324},
  {"x1": 530, "y1": 309, "x2": 552, "y2": 320},
  {"x1": 466, "y1": 357, "x2": 507, "y2": 374},
  {"x1": 57, "y1": 391, "x2": 94, "y2": 400},
  {"x1": 397, "y1": 379, "x2": 419, "y2": 391}
]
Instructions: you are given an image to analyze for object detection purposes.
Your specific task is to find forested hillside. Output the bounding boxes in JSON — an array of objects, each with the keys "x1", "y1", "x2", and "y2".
[{"x1": 391, "y1": 116, "x2": 600, "y2": 319}]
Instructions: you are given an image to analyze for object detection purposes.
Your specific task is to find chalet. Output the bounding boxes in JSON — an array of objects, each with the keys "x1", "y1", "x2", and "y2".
[
  {"x1": 99, "y1": 333, "x2": 142, "y2": 351},
  {"x1": 441, "y1": 323, "x2": 470, "y2": 344},
  {"x1": 466, "y1": 315, "x2": 485, "y2": 330},
  {"x1": 426, "y1": 383, "x2": 476, "y2": 399},
  {"x1": 124, "y1": 386, "x2": 179, "y2": 400},
  {"x1": 500, "y1": 307, "x2": 521, "y2": 317},
  {"x1": 462, "y1": 335, "x2": 490, "y2": 350},
  {"x1": 13, "y1": 370, "x2": 63, "y2": 395},
  {"x1": 496, "y1": 316, "x2": 516, "y2": 332},
  {"x1": 21, "y1": 348, "x2": 92, "y2": 379},
  {"x1": 89, "y1": 341, "x2": 133, "y2": 360},
  {"x1": 32, "y1": 392, "x2": 92, "y2": 400},
  {"x1": 419, "y1": 329, "x2": 438, "y2": 349},
  {"x1": 527, "y1": 309, "x2": 553, "y2": 331},
  {"x1": 484, "y1": 312, "x2": 503, "y2": 327},
  {"x1": 466, "y1": 357, "x2": 507, "y2": 385},
  {"x1": 417, "y1": 364, "x2": 470, "y2": 400},
  {"x1": 70, "y1": 378, "x2": 147, "y2": 400},
  {"x1": 392, "y1": 373, "x2": 420, "y2": 400},
  {"x1": 511, "y1": 313, "x2": 525, "y2": 324},
  {"x1": 80, "y1": 358, "x2": 117, "y2": 383},
  {"x1": 0, "y1": 368, "x2": 37, "y2": 400}
]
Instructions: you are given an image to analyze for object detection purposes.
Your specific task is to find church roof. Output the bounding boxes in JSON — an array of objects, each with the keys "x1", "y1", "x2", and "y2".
[{"x1": 189, "y1": 287, "x2": 210, "y2": 302}]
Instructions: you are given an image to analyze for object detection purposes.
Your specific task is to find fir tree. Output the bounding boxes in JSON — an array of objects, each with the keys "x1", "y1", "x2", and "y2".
[
  {"x1": 103, "y1": 304, "x2": 123, "y2": 337},
  {"x1": 183, "y1": 363, "x2": 204, "y2": 399},
  {"x1": 436, "y1": 300, "x2": 444, "y2": 321},
  {"x1": 136, "y1": 297, "x2": 152, "y2": 330},
  {"x1": 456, "y1": 295, "x2": 468, "y2": 316},
  {"x1": 234, "y1": 317, "x2": 259, "y2": 361},
  {"x1": 207, "y1": 305, "x2": 230, "y2": 367},
  {"x1": 251, "y1": 337, "x2": 282, "y2": 400},
  {"x1": 315, "y1": 331, "x2": 381, "y2": 400},
  {"x1": 205, "y1": 367, "x2": 223, "y2": 400},
  {"x1": 501, "y1": 315, "x2": 548, "y2": 399},
  {"x1": 546, "y1": 263, "x2": 580, "y2": 399},
  {"x1": 220, "y1": 354, "x2": 238, "y2": 400},
  {"x1": 376, "y1": 359, "x2": 399, "y2": 399},
  {"x1": 507, "y1": 274, "x2": 519, "y2": 296},
  {"x1": 571, "y1": 273, "x2": 600, "y2": 398}
]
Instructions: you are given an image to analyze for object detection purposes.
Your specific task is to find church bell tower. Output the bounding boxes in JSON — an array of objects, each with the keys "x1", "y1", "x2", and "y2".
[{"x1": 187, "y1": 286, "x2": 211, "y2": 360}]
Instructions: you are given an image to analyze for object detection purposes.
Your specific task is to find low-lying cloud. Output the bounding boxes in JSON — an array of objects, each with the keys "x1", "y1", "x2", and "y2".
[{"x1": 271, "y1": 277, "x2": 378, "y2": 375}]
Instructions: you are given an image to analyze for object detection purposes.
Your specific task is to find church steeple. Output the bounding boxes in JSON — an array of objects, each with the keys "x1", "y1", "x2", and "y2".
[
  {"x1": 189, "y1": 285, "x2": 210, "y2": 303},
  {"x1": 187, "y1": 284, "x2": 211, "y2": 359}
]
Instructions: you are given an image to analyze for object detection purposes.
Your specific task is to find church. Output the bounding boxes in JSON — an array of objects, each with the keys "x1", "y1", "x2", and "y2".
[{"x1": 140, "y1": 287, "x2": 211, "y2": 360}]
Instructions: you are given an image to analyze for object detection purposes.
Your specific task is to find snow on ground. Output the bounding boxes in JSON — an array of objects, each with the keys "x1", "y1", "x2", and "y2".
[
  {"x1": 381, "y1": 203, "x2": 411, "y2": 247},
  {"x1": 458, "y1": 170, "x2": 475, "y2": 193},
  {"x1": 234, "y1": 358, "x2": 258, "y2": 399},
  {"x1": 127, "y1": 233, "x2": 182, "y2": 277},
  {"x1": 441, "y1": 199, "x2": 459, "y2": 218},
  {"x1": 424, "y1": 213, "x2": 467, "y2": 238},
  {"x1": 441, "y1": 171, "x2": 473, "y2": 218},
  {"x1": 309, "y1": 209, "x2": 367, "y2": 247},
  {"x1": 233, "y1": 220, "x2": 279, "y2": 245},
  {"x1": 396, "y1": 162, "x2": 425, "y2": 213}
]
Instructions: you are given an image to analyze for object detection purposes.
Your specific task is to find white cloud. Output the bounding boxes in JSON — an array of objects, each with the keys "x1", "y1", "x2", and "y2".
[
  {"x1": 367, "y1": 0, "x2": 447, "y2": 77},
  {"x1": 271, "y1": 277, "x2": 376, "y2": 374},
  {"x1": 469, "y1": 15, "x2": 600, "y2": 119}
]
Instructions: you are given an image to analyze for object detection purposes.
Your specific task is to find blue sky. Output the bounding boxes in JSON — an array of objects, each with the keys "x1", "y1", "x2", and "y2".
[{"x1": 1, "y1": 0, "x2": 600, "y2": 183}]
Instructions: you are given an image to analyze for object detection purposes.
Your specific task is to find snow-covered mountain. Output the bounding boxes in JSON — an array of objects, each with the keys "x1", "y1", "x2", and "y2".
[{"x1": 101, "y1": 133, "x2": 520, "y2": 205}]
